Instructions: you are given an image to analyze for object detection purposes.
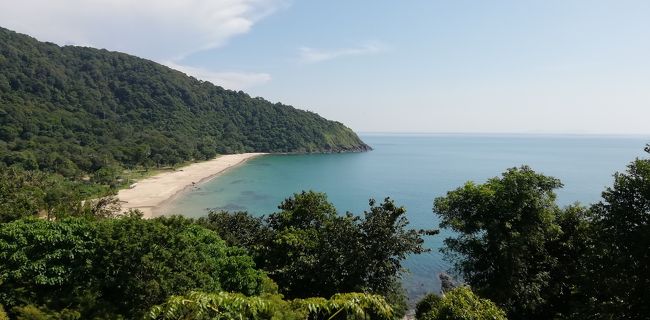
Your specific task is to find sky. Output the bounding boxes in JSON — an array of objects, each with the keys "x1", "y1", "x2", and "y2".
[{"x1": 1, "y1": 0, "x2": 649, "y2": 134}]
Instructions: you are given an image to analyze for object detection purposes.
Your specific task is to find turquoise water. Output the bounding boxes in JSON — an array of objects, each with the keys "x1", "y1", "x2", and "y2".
[{"x1": 164, "y1": 134, "x2": 649, "y2": 301}]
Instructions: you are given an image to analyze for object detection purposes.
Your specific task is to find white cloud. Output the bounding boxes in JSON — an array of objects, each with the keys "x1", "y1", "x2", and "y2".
[
  {"x1": 298, "y1": 42, "x2": 386, "y2": 64},
  {"x1": 165, "y1": 62, "x2": 271, "y2": 90},
  {"x1": 0, "y1": 0, "x2": 286, "y2": 61}
]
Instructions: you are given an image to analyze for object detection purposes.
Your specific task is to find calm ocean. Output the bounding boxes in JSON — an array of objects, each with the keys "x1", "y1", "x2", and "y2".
[{"x1": 164, "y1": 134, "x2": 649, "y2": 301}]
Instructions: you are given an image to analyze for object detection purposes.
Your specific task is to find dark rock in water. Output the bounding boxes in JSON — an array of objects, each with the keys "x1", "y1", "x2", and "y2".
[
  {"x1": 240, "y1": 190, "x2": 270, "y2": 201},
  {"x1": 439, "y1": 272, "x2": 459, "y2": 293},
  {"x1": 208, "y1": 203, "x2": 247, "y2": 211}
]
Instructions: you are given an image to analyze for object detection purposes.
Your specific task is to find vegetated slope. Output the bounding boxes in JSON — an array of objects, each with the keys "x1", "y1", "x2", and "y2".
[{"x1": 0, "y1": 27, "x2": 369, "y2": 177}]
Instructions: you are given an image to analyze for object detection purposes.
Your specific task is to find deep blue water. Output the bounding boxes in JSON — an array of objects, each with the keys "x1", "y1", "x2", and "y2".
[{"x1": 164, "y1": 134, "x2": 649, "y2": 301}]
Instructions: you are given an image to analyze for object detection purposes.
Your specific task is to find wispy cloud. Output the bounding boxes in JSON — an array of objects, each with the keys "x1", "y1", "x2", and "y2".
[
  {"x1": 0, "y1": 0, "x2": 287, "y2": 61},
  {"x1": 298, "y1": 42, "x2": 386, "y2": 64},
  {"x1": 165, "y1": 62, "x2": 271, "y2": 90}
]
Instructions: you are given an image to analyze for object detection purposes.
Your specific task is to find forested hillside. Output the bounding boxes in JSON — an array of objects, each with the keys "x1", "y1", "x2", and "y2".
[{"x1": 0, "y1": 26, "x2": 369, "y2": 178}]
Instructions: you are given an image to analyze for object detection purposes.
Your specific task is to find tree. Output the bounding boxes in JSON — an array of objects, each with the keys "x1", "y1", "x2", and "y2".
[
  {"x1": 197, "y1": 210, "x2": 273, "y2": 262},
  {"x1": 0, "y1": 215, "x2": 266, "y2": 319},
  {"x1": 434, "y1": 166, "x2": 563, "y2": 319},
  {"x1": 358, "y1": 198, "x2": 436, "y2": 295},
  {"x1": 200, "y1": 191, "x2": 433, "y2": 317},
  {"x1": 0, "y1": 218, "x2": 99, "y2": 313},
  {"x1": 268, "y1": 192, "x2": 432, "y2": 306},
  {"x1": 263, "y1": 191, "x2": 362, "y2": 298},
  {"x1": 92, "y1": 164, "x2": 122, "y2": 187},
  {"x1": 92, "y1": 215, "x2": 266, "y2": 318},
  {"x1": 0, "y1": 167, "x2": 48, "y2": 222},
  {"x1": 415, "y1": 287, "x2": 506, "y2": 320},
  {"x1": 543, "y1": 204, "x2": 595, "y2": 319},
  {"x1": 590, "y1": 154, "x2": 650, "y2": 318},
  {"x1": 0, "y1": 167, "x2": 108, "y2": 222}
]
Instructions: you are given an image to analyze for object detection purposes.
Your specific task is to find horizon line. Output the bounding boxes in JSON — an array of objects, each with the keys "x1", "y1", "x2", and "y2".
[{"x1": 357, "y1": 131, "x2": 650, "y2": 138}]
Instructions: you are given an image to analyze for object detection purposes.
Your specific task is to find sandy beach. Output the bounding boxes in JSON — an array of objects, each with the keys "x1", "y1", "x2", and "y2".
[{"x1": 117, "y1": 153, "x2": 266, "y2": 218}]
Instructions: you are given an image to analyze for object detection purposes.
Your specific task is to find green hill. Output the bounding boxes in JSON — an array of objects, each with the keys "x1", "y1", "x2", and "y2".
[{"x1": 0, "y1": 27, "x2": 369, "y2": 178}]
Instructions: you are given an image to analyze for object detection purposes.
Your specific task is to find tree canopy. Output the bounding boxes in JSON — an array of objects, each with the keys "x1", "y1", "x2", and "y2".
[
  {"x1": 415, "y1": 287, "x2": 507, "y2": 320},
  {"x1": 199, "y1": 191, "x2": 435, "y2": 317},
  {"x1": 0, "y1": 214, "x2": 266, "y2": 319},
  {"x1": 0, "y1": 192, "x2": 431, "y2": 319},
  {"x1": 433, "y1": 149, "x2": 650, "y2": 319},
  {"x1": 434, "y1": 166, "x2": 563, "y2": 318},
  {"x1": 590, "y1": 156, "x2": 650, "y2": 318}
]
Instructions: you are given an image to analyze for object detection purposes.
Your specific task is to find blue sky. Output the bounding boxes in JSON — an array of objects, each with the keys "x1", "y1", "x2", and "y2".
[{"x1": 1, "y1": 0, "x2": 649, "y2": 134}]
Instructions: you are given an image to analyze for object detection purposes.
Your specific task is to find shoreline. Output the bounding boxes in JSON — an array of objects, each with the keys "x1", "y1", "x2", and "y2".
[{"x1": 117, "y1": 153, "x2": 267, "y2": 218}]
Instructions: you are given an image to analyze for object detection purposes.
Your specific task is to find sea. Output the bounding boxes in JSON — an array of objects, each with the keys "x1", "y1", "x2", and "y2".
[{"x1": 164, "y1": 133, "x2": 649, "y2": 302}]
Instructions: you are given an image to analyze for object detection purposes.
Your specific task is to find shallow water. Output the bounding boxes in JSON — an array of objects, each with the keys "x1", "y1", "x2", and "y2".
[{"x1": 164, "y1": 133, "x2": 649, "y2": 301}]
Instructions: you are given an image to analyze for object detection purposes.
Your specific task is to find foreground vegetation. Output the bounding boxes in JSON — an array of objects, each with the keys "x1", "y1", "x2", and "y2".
[
  {"x1": 430, "y1": 146, "x2": 650, "y2": 319},
  {"x1": 415, "y1": 287, "x2": 506, "y2": 320},
  {"x1": 0, "y1": 214, "x2": 266, "y2": 319},
  {"x1": 1, "y1": 135, "x2": 648, "y2": 320},
  {"x1": 149, "y1": 291, "x2": 394, "y2": 320},
  {"x1": 197, "y1": 192, "x2": 436, "y2": 309},
  {"x1": 0, "y1": 191, "x2": 425, "y2": 319}
]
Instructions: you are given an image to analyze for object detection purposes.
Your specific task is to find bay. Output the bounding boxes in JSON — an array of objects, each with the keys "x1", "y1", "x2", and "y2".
[{"x1": 164, "y1": 133, "x2": 649, "y2": 301}]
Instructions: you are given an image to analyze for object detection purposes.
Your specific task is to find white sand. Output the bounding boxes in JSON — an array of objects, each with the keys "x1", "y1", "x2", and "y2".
[{"x1": 117, "y1": 153, "x2": 266, "y2": 217}]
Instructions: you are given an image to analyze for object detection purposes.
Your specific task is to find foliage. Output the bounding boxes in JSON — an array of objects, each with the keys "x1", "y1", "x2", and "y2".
[
  {"x1": 590, "y1": 155, "x2": 650, "y2": 318},
  {"x1": 197, "y1": 210, "x2": 274, "y2": 263},
  {"x1": 0, "y1": 218, "x2": 98, "y2": 310},
  {"x1": 0, "y1": 166, "x2": 119, "y2": 222},
  {"x1": 415, "y1": 287, "x2": 506, "y2": 320},
  {"x1": 433, "y1": 166, "x2": 564, "y2": 319},
  {"x1": 0, "y1": 215, "x2": 265, "y2": 319},
  {"x1": 11, "y1": 305, "x2": 81, "y2": 320},
  {"x1": 356, "y1": 198, "x2": 437, "y2": 294},
  {"x1": 296, "y1": 293, "x2": 394, "y2": 320},
  {"x1": 149, "y1": 291, "x2": 297, "y2": 320},
  {"x1": 148, "y1": 291, "x2": 393, "y2": 320},
  {"x1": 96, "y1": 214, "x2": 266, "y2": 316},
  {"x1": 263, "y1": 191, "x2": 358, "y2": 298},
  {"x1": 433, "y1": 152, "x2": 650, "y2": 319},
  {"x1": 0, "y1": 167, "x2": 75, "y2": 221},
  {"x1": 200, "y1": 191, "x2": 434, "y2": 314},
  {"x1": 543, "y1": 204, "x2": 595, "y2": 319},
  {"x1": 0, "y1": 26, "x2": 369, "y2": 181}
]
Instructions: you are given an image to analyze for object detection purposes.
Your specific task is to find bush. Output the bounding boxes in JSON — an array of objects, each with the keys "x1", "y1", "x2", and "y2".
[
  {"x1": 415, "y1": 287, "x2": 506, "y2": 320},
  {"x1": 148, "y1": 291, "x2": 394, "y2": 320},
  {"x1": 0, "y1": 215, "x2": 265, "y2": 319}
]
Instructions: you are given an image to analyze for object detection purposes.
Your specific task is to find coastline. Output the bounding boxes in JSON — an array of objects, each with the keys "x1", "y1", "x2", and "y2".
[{"x1": 117, "y1": 153, "x2": 267, "y2": 218}]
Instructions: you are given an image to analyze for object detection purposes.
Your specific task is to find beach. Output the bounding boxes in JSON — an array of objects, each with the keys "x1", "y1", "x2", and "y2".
[{"x1": 117, "y1": 153, "x2": 266, "y2": 217}]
